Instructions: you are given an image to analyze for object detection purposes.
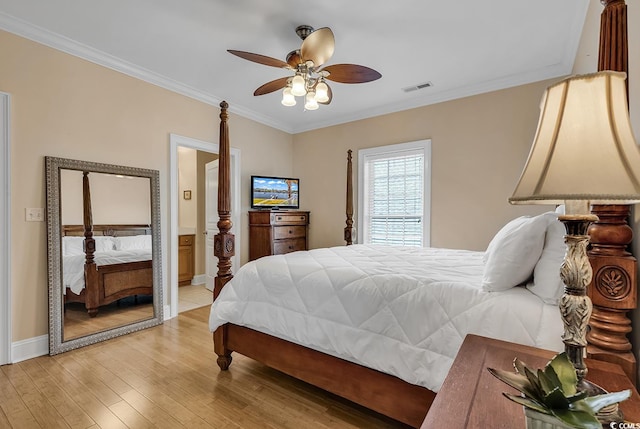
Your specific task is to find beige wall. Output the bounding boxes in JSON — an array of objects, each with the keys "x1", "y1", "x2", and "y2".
[
  {"x1": 60, "y1": 170, "x2": 151, "y2": 225},
  {"x1": 178, "y1": 147, "x2": 197, "y2": 229},
  {"x1": 1, "y1": 30, "x2": 293, "y2": 342},
  {"x1": 293, "y1": 79, "x2": 556, "y2": 251}
]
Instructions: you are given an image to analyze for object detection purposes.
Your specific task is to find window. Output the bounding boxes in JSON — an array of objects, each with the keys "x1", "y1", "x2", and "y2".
[{"x1": 358, "y1": 140, "x2": 431, "y2": 246}]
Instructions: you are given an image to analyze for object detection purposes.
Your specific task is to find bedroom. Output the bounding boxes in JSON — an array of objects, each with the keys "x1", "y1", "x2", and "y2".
[{"x1": 1, "y1": 0, "x2": 640, "y2": 426}]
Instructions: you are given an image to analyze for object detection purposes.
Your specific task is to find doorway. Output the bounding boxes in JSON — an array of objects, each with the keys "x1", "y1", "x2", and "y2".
[{"x1": 169, "y1": 134, "x2": 240, "y2": 319}]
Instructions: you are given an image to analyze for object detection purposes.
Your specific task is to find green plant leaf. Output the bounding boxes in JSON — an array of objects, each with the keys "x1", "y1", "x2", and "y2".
[
  {"x1": 564, "y1": 391, "x2": 588, "y2": 404},
  {"x1": 582, "y1": 390, "x2": 631, "y2": 413},
  {"x1": 551, "y1": 408, "x2": 601, "y2": 429},
  {"x1": 487, "y1": 368, "x2": 538, "y2": 399},
  {"x1": 543, "y1": 387, "x2": 571, "y2": 410},
  {"x1": 537, "y1": 368, "x2": 556, "y2": 395},
  {"x1": 503, "y1": 393, "x2": 550, "y2": 415},
  {"x1": 513, "y1": 357, "x2": 528, "y2": 375},
  {"x1": 524, "y1": 366, "x2": 544, "y2": 399},
  {"x1": 548, "y1": 353, "x2": 577, "y2": 396}
]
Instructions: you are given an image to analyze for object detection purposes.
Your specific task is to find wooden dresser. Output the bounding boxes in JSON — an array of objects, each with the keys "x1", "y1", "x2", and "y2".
[
  {"x1": 178, "y1": 234, "x2": 195, "y2": 286},
  {"x1": 249, "y1": 210, "x2": 309, "y2": 261}
]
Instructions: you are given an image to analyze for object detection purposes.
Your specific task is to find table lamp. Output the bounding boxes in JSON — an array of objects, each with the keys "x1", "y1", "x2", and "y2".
[{"x1": 509, "y1": 71, "x2": 640, "y2": 383}]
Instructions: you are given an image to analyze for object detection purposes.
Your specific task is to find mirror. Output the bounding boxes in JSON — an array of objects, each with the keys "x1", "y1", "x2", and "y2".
[{"x1": 46, "y1": 157, "x2": 163, "y2": 355}]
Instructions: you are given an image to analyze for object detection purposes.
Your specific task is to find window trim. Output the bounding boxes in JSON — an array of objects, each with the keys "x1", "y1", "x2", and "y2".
[{"x1": 357, "y1": 139, "x2": 432, "y2": 246}]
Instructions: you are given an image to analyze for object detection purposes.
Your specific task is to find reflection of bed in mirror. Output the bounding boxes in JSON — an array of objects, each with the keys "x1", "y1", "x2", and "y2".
[
  {"x1": 62, "y1": 223, "x2": 153, "y2": 317},
  {"x1": 46, "y1": 156, "x2": 163, "y2": 356}
]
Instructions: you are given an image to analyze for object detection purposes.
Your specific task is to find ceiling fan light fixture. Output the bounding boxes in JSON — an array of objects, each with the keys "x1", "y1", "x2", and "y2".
[
  {"x1": 281, "y1": 87, "x2": 296, "y2": 106},
  {"x1": 304, "y1": 91, "x2": 319, "y2": 110},
  {"x1": 315, "y1": 81, "x2": 329, "y2": 103},
  {"x1": 291, "y1": 75, "x2": 307, "y2": 96}
]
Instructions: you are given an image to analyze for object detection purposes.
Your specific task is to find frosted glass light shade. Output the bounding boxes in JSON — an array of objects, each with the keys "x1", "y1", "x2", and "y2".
[
  {"x1": 315, "y1": 81, "x2": 329, "y2": 102},
  {"x1": 281, "y1": 87, "x2": 296, "y2": 106},
  {"x1": 510, "y1": 71, "x2": 640, "y2": 205},
  {"x1": 291, "y1": 75, "x2": 307, "y2": 96},
  {"x1": 304, "y1": 91, "x2": 318, "y2": 110}
]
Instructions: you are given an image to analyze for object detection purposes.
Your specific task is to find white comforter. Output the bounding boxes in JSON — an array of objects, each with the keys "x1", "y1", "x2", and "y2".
[
  {"x1": 209, "y1": 244, "x2": 563, "y2": 392},
  {"x1": 63, "y1": 249, "x2": 152, "y2": 295}
]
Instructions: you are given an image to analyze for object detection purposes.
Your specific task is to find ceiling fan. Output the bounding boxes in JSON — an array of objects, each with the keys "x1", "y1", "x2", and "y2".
[{"x1": 228, "y1": 25, "x2": 382, "y2": 110}]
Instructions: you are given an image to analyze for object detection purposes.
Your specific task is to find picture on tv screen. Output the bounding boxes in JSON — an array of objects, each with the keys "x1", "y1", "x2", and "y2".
[{"x1": 251, "y1": 176, "x2": 299, "y2": 209}]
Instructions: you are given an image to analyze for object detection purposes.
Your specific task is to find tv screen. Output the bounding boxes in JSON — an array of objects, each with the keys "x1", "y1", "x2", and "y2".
[{"x1": 251, "y1": 175, "x2": 300, "y2": 209}]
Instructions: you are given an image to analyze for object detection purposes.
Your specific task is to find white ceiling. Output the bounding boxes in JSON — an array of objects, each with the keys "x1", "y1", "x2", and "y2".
[{"x1": 0, "y1": 0, "x2": 590, "y2": 134}]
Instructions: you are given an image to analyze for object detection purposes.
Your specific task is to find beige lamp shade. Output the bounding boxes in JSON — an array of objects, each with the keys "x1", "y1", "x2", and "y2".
[{"x1": 510, "y1": 71, "x2": 640, "y2": 205}]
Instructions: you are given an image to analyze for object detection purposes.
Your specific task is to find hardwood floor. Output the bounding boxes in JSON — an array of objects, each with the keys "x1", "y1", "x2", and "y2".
[{"x1": 0, "y1": 306, "x2": 408, "y2": 428}]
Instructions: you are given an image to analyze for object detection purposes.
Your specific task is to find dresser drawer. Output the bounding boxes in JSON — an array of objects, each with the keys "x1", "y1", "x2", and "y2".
[
  {"x1": 273, "y1": 238, "x2": 306, "y2": 254},
  {"x1": 179, "y1": 235, "x2": 194, "y2": 246},
  {"x1": 272, "y1": 213, "x2": 308, "y2": 225},
  {"x1": 273, "y1": 225, "x2": 306, "y2": 240}
]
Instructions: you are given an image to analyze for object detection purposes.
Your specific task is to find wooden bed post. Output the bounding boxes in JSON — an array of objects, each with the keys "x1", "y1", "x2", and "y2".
[
  {"x1": 82, "y1": 171, "x2": 99, "y2": 317},
  {"x1": 344, "y1": 150, "x2": 355, "y2": 245},
  {"x1": 587, "y1": 0, "x2": 637, "y2": 384},
  {"x1": 213, "y1": 101, "x2": 235, "y2": 370}
]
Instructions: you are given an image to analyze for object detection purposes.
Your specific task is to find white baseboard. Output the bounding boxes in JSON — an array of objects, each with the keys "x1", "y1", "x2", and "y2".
[
  {"x1": 11, "y1": 334, "x2": 48, "y2": 363},
  {"x1": 191, "y1": 275, "x2": 206, "y2": 285}
]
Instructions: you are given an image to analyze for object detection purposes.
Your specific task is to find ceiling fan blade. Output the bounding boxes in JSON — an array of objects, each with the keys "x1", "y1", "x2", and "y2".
[
  {"x1": 286, "y1": 50, "x2": 302, "y2": 68},
  {"x1": 319, "y1": 83, "x2": 332, "y2": 105},
  {"x1": 228, "y1": 50, "x2": 291, "y2": 69},
  {"x1": 322, "y1": 64, "x2": 382, "y2": 84},
  {"x1": 300, "y1": 27, "x2": 335, "y2": 67},
  {"x1": 254, "y1": 77, "x2": 290, "y2": 96}
]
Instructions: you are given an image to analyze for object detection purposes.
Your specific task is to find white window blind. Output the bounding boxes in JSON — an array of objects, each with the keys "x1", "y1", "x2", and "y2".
[{"x1": 359, "y1": 141, "x2": 430, "y2": 247}]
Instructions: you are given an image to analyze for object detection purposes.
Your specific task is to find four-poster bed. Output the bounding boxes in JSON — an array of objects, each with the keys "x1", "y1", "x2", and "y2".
[
  {"x1": 62, "y1": 171, "x2": 154, "y2": 317},
  {"x1": 209, "y1": 2, "x2": 638, "y2": 426}
]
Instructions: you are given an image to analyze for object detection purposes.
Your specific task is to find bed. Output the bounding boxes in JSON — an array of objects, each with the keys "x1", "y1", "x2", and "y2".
[
  {"x1": 62, "y1": 171, "x2": 154, "y2": 317},
  {"x1": 208, "y1": 4, "x2": 636, "y2": 424}
]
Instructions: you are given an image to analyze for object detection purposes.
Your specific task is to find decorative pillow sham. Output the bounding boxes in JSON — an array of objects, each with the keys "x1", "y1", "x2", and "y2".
[{"x1": 481, "y1": 213, "x2": 552, "y2": 292}]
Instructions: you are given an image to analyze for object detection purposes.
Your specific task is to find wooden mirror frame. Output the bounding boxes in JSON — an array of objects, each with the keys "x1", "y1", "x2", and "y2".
[{"x1": 45, "y1": 156, "x2": 163, "y2": 355}]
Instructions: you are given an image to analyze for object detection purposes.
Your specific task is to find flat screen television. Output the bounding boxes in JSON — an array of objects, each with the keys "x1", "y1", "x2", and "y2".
[{"x1": 251, "y1": 175, "x2": 300, "y2": 209}]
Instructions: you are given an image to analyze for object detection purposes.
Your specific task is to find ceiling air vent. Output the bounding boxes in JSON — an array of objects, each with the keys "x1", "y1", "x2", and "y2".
[{"x1": 402, "y1": 81, "x2": 433, "y2": 93}]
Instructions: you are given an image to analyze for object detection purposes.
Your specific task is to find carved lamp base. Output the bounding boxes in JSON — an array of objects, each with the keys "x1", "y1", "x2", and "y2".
[{"x1": 558, "y1": 213, "x2": 598, "y2": 382}]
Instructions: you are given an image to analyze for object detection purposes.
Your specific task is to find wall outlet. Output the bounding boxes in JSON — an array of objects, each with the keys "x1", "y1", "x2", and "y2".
[{"x1": 25, "y1": 208, "x2": 44, "y2": 222}]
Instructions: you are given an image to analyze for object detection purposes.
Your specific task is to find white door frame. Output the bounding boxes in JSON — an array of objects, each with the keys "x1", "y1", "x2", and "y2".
[
  {"x1": 0, "y1": 92, "x2": 11, "y2": 364},
  {"x1": 169, "y1": 133, "x2": 240, "y2": 319}
]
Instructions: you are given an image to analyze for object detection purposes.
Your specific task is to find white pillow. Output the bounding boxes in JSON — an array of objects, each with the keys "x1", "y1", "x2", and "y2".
[
  {"x1": 62, "y1": 235, "x2": 115, "y2": 255},
  {"x1": 62, "y1": 236, "x2": 84, "y2": 256},
  {"x1": 115, "y1": 234, "x2": 152, "y2": 251},
  {"x1": 94, "y1": 236, "x2": 116, "y2": 253},
  {"x1": 482, "y1": 213, "x2": 552, "y2": 292},
  {"x1": 527, "y1": 213, "x2": 566, "y2": 304}
]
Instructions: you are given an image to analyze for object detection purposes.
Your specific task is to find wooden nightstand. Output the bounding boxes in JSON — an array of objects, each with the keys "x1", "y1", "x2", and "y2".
[{"x1": 421, "y1": 335, "x2": 640, "y2": 428}]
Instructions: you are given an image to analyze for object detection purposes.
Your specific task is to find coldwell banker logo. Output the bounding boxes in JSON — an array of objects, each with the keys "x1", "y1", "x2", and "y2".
[{"x1": 610, "y1": 423, "x2": 640, "y2": 428}]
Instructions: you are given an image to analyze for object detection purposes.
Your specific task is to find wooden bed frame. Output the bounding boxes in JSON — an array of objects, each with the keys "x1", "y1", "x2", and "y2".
[
  {"x1": 63, "y1": 171, "x2": 153, "y2": 318},
  {"x1": 211, "y1": 3, "x2": 637, "y2": 426}
]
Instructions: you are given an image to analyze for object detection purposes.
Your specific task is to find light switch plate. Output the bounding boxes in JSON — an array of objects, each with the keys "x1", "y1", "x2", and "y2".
[{"x1": 26, "y1": 208, "x2": 44, "y2": 222}]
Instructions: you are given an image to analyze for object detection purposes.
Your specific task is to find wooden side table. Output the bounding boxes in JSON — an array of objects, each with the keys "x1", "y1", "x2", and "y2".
[{"x1": 421, "y1": 334, "x2": 640, "y2": 428}]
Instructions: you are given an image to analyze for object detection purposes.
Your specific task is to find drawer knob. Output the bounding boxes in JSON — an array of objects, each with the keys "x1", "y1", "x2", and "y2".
[
  {"x1": 288, "y1": 230, "x2": 293, "y2": 234},
  {"x1": 288, "y1": 245, "x2": 293, "y2": 250}
]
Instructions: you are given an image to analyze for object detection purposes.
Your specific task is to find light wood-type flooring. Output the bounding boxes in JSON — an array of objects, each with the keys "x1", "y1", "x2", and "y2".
[{"x1": 0, "y1": 306, "x2": 408, "y2": 428}]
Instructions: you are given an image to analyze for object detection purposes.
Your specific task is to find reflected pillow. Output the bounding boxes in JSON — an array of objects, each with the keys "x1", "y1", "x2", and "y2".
[
  {"x1": 115, "y1": 234, "x2": 152, "y2": 251},
  {"x1": 62, "y1": 235, "x2": 115, "y2": 255},
  {"x1": 527, "y1": 213, "x2": 566, "y2": 304},
  {"x1": 62, "y1": 236, "x2": 84, "y2": 256},
  {"x1": 482, "y1": 213, "x2": 553, "y2": 292}
]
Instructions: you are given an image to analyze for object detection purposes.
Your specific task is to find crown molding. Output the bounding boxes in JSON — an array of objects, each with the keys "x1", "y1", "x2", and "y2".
[{"x1": 0, "y1": 12, "x2": 294, "y2": 134}]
